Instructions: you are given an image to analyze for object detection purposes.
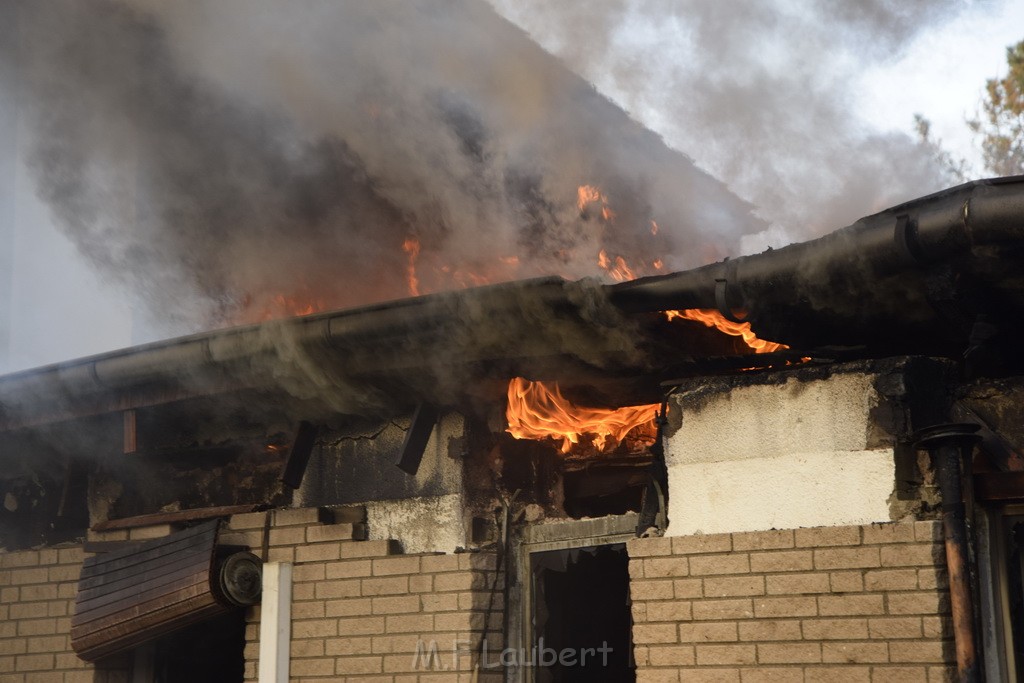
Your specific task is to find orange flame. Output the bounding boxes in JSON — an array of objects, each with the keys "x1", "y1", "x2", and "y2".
[
  {"x1": 665, "y1": 309, "x2": 788, "y2": 354},
  {"x1": 506, "y1": 377, "x2": 659, "y2": 454},
  {"x1": 402, "y1": 236, "x2": 421, "y2": 296},
  {"x1": 577, "y1": 184, "x2": 603, "y2": 211}
]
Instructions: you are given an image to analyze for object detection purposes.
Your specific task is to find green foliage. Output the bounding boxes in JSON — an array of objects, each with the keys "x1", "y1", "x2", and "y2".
[{"x1": 969, "y1": 40, "x2": 1024, "y2": 176}]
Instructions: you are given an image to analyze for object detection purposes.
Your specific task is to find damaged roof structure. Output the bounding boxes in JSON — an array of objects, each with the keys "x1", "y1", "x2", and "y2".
[{"x1": 1, "y1": 176, "x2": 1024, "y2": 681}]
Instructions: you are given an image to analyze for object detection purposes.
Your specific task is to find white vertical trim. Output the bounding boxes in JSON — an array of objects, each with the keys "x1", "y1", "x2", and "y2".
[{"x1": 258, "y1": 562, "x2": 292, "y2": 683}]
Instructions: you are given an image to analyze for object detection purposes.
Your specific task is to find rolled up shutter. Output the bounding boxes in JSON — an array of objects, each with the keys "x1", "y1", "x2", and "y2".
[{"x1": 71, "y1": 520, "x2": 255, "y2": 662}]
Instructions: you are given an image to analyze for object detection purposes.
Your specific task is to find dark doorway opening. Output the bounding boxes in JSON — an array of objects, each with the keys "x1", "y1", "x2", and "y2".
[
  {"x1": 531, "y1": 543, "x2": 634, "y2": 682},
  {"x1": 152, "y1": 609, "x2": 246, "y2": 683}
]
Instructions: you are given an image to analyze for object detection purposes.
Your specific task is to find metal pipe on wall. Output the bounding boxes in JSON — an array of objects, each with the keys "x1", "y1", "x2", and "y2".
[{"x1": 915, "y1": 423, "x2": 983, "y2": 683}]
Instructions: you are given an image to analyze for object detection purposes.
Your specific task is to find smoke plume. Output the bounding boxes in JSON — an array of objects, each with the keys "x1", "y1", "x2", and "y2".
[
  {"x1": 489, "y1": 0, "x2": 982, "y2": 251},
  {"x1": 1, "y1": 0, "x2": 766, "y2": 333}
]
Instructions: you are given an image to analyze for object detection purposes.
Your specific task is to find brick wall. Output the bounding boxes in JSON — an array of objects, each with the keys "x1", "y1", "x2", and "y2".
[
  {"x1": 627, "y1": 522, "x2": 954, "y2": 682},
  {"x1": 225, "y1": 508, "x2": 504, "y2": 682},
  {"x1": 0, "y1": 544, "x2": 95, "y2": 683}
]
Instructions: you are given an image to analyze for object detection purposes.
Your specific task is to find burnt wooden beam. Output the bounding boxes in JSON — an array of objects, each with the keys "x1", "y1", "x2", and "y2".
[
  {"x1": 396, "y1": 403, "x2": 439, "y2": 475},
  {"x1": 280, "y1": 421, "x2": 320, "y2": 489},
  {"x1": 91, "y1": 504, "x2": 265, "y2": 532}
]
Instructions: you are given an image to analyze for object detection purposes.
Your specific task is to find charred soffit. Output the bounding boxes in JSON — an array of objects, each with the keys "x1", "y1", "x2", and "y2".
[{"x1": 0, "y1": 175, "x2": 1023, "y2": 433}]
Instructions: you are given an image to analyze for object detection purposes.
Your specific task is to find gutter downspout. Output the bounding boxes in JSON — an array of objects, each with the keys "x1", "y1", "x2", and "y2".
[{"x1": 915, "y1": 423, "x2": 983, "y2": 683}]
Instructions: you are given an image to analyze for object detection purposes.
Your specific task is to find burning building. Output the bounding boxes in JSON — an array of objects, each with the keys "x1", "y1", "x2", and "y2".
[{"x1": 1, "y1": 176, "x2": 1024, "y2": 682}]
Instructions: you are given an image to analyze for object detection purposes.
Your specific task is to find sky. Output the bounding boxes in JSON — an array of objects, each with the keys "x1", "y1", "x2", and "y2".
[{"x1": 0, "y1": 0, "x2": 1021, "y2": 375}]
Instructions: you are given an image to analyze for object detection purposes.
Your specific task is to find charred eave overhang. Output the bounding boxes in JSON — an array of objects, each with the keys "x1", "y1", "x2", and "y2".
[{"x1": 2, "y1": 176, "x2": 1024, "y2": 430}]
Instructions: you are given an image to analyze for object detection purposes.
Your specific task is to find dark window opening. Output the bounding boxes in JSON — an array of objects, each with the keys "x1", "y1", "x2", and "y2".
[
  {"x1": 531, "y1": 543, "x2": 634, "y2": 683},
  {"x1": 151, "y1": 610, "x2": 246, "y2": 683}
]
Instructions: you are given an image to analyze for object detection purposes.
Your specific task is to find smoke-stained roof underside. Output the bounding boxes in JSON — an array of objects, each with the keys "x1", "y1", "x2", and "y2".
[{"x1": 1, "y1": 176, "x2": 1024, "y2": 432}]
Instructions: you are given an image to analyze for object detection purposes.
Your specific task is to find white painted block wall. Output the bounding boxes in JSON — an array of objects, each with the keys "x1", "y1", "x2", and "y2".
[{"x1": 664, "y1": 373, "x2": 895, "y2": 535}]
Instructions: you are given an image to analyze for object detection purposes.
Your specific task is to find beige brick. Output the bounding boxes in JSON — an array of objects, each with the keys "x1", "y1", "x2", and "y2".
[
  {"x1": 817, "y1": 594, "x2": 885, "y2": 616},
  {"x1": 630, "y1": 580, "x2": 674, "y2": 601},
  {"x1": 645, "y1": 601, "x2": 693, "y2": 622},
  {"x1": 373, "y1": 556, "x2": 421, "y2": 576},
  {"x1": 644, "y1": 557, "x2": 689, "y2": 578},
  {"x1": 633, "y1": 623, "x2": 679, "y2": 644},
  {"x1": 865, "y1": 569, "x2": 918, "y2": 591},
  {"x1": 10, "y1": 602, "x2": 49, "y2": 619},
  {"x1": 386, "y1": 613, "x2": 434, "y2": 633},
  {"x1": 678, "y1": 622, "x2": 738, "y2": 643},
  {"x1": 732, "y1": 529, "x2": 795, "y2": 552},
  {"x1": 228, "y1": 511, "x2": 268, "y2": 530},
  {"x1": 869, "y1": 617, "x2": 923, "y2": 639},
  {"x1": 291, "y1": 581, "x2": 314, "y2": 600},
  {"x1": 738, "y1": 619, "x2": 801, "y2": 642},
  {"x1": 814, "y1": 547, "x2": 880, "y2": 570},
  {"x1": 629, "y1": 558, "x2": 646, "y2": 580},
  {"x1": 15, "y1": 654, "x2": 54, "y2": 671},
  {"x1": 927, "y1": 665, "x2": 957, "y2": 682},
  {"x1": 292, "y1": 619, "x2": 337, "y2": 638},
  {"x1": 10, "y1": 568, "x2": 48, "y2": 585},
  {"x1": 268, "y1": 526, "x2": 305, "y2": 546},
  {"x1": 740, "y1": 668, "x2": 804, "y2": 683},
  {"x1": 372, "y1": 595, "x2": 421, "y2": 615},
  {"x1": 673, "y1": 668, "x2": 739, "y2": 682},
  {"x1": 888, "y1": 641, "x2": 950, "y2": 663},
  {"x1": 693, "y1": 599, "x2": 753, "y2": 621},
  {"x1": 340, "y1": 539, "x2": 397, "y2": 559},
  {"x1": 888, "y1": 592, "x2": 949, "y2": 615},
  {"x1": 372, "y1": 634, "x2": 423, "y2": 654},
  {"x1": 918, "y1": 568, "x2": 949, "y2": 590},
  {"x1": 672, "y1": 533, "x2": 733, "y2": 555},
  {"x1": 862, "y1": 523, "x2": 916, "y2": 545},
  {"x1": 1, "y1": 551, "x2": 40, "y2": 568},
  {"x1": 689, "y1": 553, "x2": 750, "y2": 576},
  {"x1": 628, "y1": 537, "x2": 673, "y2": 557},
  {"x1": 290, "y1": 655, "x2": 333, "y2": 679},
  {"x1": 266, "y1": 546, "x2": 294, "y2": 563},
  {"x1": 873, "y1": 666, "x2": 929, "y2": 682},
  {"x1": 914, "y1": 521, "x2": 943, "y2": 542},
  {"x1": 325, "y1": 559, "x2": 372, "y2": 579},
  {"x1": 796, "y1": 526, "x2": 860, "y2": 547},
  {"x1": 421, "y1": 554, "x2": 460, "y2": 573},
  {"x1": 826, "y1": 571, "x2": 862, "y2": 593},
  {"x1": 45, "y1": 565, "x2": 78, "y2": 582},
  {"x1": 753, "y1": 596, "x2": 817, "y2": 619},
  {"x1": 636, "y1": 670, "x2": 681, "y2": 683},
  {"x1": 273, "y1": 507, "x2": 323, "y2": 526},
  {"x1": 291, "y1": 601, "x2": 326, "y2": 619},
  {"x1": 421, "y1": 593, "x2": 459, "y2": 612},
  {"x1": 757, "y1": 642, "x2": 822, "y2": 664},
  {"x1": 648, "y1": 645, "x2": 696, "y2": 666},
  {"x1": 17, "y1": 619, "x2": 56, "y2": 636},
  {"x1": 822, "y1": 642, "x2": 890, "y2": 664},
  {"x1": 750, "y1": 551, "x2": 813, "y2": 573},
  {"x1": 705, "y1": 575, "x2": 765, "y2": 597},
  {"x1": 325, "y1": 635, "x2": 373, "y2": 655},
  {"x1": 362, "y1": 576, "x2": 410, "y2": 596},
  {"x1": 765, "y1": 572, "x2": 829, "y2": 595},
  {"x1": 922, "y1": 616, "x2": 951, "y2": 639},
  {"x1": 803, "y1": 667, "x2": 871, "y2": 682},
  {"x1": 315, "y1": 578, "x2": 361, "y2": 599},
  {"x1": 801, "y1": 618, "x2": 868, "y2": 640},
  {"x1": 325, "y1": 597, "x2": 372, "y2": 617},
  {"x1": 335, "y1": 656, "x2": 384, "y2": 675},
  {"x1": 673, "y1": 578, "x2": 703, "y2": 598},
  {"x1": 293, "y1": 563, "x2": 326, "y2": 582},
  {"x1": 696, "y1": 644, "x2": 756, "y2": 666},
  {"x1": 880, "y1": 543, "x2": 943, "y2": 568},
  {"x1": 306, "y1": 523, "x2": 358, "y2": 543},
  {"x1": 338, "y1": 616, "x2": 386, "y2": 636},
  {"x1": 410, "y1": 575, "x2": 433, "y2": 593},
  {"x1": 57, "y1": 547, "x2": 85, "y2": 565},
  {"x1": 290, "y1": 639, "x2": 325, "y2": 658},
  {"x1": 0, "y1": 641, "x2": 26, "y2": 656},
  {"x1": 295, "y1": 543, "x2": 340, "y2": 563},
  {"x1": 433, "y1": 572, "x2": 482, "y2": 592}
]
